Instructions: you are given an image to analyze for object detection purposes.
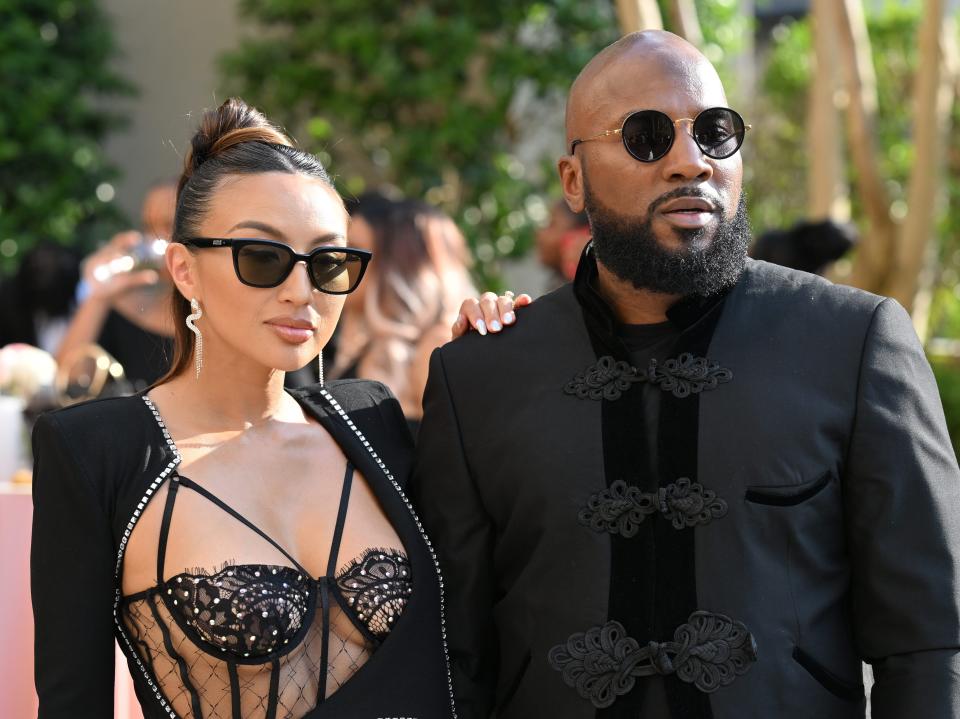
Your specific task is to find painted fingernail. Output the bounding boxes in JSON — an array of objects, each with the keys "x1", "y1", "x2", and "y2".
[
  {"x1": 490, "y1": 320, "x2": 503, "y2": 332},
  {"x1": 476, "y1": 319, "x2": 487, "y2": 336},
  {"x1": 503, "y1": 312, "x2": 515, "y2": 325}
]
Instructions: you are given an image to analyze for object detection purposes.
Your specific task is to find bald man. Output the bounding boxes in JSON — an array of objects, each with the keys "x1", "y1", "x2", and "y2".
[{"x1": 414, "y1": 32, "x2": 960, "y2": 719}]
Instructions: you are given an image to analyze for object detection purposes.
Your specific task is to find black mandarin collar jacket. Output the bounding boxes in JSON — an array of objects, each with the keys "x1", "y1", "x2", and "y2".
[{"x1": 413, "y1": 252, "x2": 960, "y2": 719}]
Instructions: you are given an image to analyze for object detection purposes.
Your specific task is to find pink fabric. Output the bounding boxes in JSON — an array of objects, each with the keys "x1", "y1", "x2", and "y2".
[{"x1": 0, "y1": 485, "x2": 143, "y2": 719}]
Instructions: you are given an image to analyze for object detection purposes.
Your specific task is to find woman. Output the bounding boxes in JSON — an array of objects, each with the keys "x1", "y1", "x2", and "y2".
[
  {"x1": 333, "y1": 194, "x2": 477, "y2": 431},
  {"x1": 31, "y1": 98, "x2": 523, "y2": 719}
]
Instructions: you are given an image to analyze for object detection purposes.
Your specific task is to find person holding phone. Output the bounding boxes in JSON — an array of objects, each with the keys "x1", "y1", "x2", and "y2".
[{"x1": 56, "y1": 180, "x2": 178, "y2": 389}]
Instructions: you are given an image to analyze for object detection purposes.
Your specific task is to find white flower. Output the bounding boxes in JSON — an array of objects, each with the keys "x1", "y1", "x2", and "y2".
[{"x1": 0, "y1": 343, "x2": 57, "y2": 401}]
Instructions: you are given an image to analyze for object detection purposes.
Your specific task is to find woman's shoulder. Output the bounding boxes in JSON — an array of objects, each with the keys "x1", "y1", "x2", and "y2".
[
  {"x1": 36, "y1": 393, "x2": 152, "y2": 439},
  {"x1": 291, "y1": 379, "x2": 401, "y2": 415},
  {"x1": 32, "y1": 394, "x2": 166, "y2": 518},
  {"x1": 291, "y1": 380, "x2": 414, "y2": 470},
  {"x1": 33, "y1": 394, "x2": 164, "y2": 479}
]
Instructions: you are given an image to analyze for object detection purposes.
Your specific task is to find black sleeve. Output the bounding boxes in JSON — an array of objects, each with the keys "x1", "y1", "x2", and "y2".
[
  {"x1": 412, "y1": 349, "x2": 498, "y2": 719},
  {"x1": 31, "y1": 413, "x2": 116, "y2": 718},
  {"x1": 844, "y1": 299, "x2": 960, "y2": 716}
]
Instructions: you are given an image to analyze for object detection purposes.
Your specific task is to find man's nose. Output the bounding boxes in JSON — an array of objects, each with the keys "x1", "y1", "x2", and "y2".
[{"x1": 660, "y1": 120, "x2": 713, "y2": 183}]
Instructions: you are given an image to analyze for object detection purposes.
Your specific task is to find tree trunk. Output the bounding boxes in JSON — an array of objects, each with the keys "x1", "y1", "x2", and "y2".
[
  {"x1": 807, "y1": 0, "x2": 848, "y2": 222},
  {"x1": 891, "y1": 4, "x2": 957, "y2": 336},
  {"x1": 615, "y1": 0, "x2": 663, "y2": 34},
  {"x1": 830, "y1": 0, "x2": 897, "y2": 293},
  {"x1": 666, "y1": 0, "x2": 703, "y2": 48}
]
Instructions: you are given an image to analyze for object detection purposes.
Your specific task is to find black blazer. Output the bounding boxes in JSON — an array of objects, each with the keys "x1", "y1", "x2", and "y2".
[
  {"x1": 31, "y1": 380, "x2": 455, "y2": 719},
  {"x1": 413, "y1": 258, "x2": 960, "y2": 719}
]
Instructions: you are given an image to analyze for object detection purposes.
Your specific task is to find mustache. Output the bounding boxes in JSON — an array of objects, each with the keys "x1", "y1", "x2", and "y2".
[{"x1": 648, "y1": 186, "x2": 725, "y2": 215}]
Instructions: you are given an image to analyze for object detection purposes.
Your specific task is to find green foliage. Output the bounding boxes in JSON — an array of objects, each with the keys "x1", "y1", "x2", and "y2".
[
  {"x1": 747, "y1": 15, "x2": 811, "y2": 233},
  {"x1": 756, "y1": 6, "x2": 960, "y2": 344},
  {"x1": 223, "y1": 1, "x2": 618, "y2": 286},
  {"x1": 0, "y1": 0, "x2": 131, "y2": 274}
]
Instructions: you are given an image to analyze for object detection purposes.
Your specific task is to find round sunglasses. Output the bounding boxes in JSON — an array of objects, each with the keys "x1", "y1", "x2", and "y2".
[
  {"x1": 181, "y1": 237, "x2": 371, "y2": 295},
  {"x1": 570, "y1": 106, "x2": 751, "y2": 163}
]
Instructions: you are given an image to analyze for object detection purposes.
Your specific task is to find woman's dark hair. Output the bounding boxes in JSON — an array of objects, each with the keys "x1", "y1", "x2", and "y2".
[{"x1": 157, "y1": 97, "x2": 341, "y2": 385}]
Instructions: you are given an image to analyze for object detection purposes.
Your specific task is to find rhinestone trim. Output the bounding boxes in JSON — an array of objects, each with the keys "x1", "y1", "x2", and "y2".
[
  {"x1": 319, "y1": 387, "x2": 458, "y2": 719},
  {"x1": 110, "y1": 395, "x2": 182, "y2": 718}
]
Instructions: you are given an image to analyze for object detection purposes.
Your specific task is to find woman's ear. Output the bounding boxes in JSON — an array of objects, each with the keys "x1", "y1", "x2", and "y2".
[
  {"x1": 165, "y1": 242, "x2": 199, "y2": 300},
  {"x1": 558, "y1": 154, "x2": 586, "y2": 213}
]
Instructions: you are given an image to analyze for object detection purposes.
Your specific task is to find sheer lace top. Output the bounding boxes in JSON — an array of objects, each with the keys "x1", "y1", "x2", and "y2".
[{"x1": 119, "y1": 463, "x2": 413, "y2": 718}]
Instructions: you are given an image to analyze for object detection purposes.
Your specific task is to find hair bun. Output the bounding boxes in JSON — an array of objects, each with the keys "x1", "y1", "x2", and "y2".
[{"x1": 180, "y1": 97, "x2": 292, "y2": 192}]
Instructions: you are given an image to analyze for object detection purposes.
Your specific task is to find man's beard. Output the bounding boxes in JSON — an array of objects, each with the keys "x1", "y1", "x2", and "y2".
[{"x1": 584, "y1": 179, "x2": 751, "y2": 297}]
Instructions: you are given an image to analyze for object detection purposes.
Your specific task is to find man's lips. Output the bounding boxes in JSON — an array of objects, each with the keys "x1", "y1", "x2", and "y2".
[
  {"x1": 656, "y1": 196, "x2": 718, "y2": 230},
  {"x1": 658, "y1": 196, "x2": 717, "y2": 214}
]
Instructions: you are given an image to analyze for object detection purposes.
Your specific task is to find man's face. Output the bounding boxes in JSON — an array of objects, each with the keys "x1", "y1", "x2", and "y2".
[{"x1": 560, "y1": 46, "x2": 748, "y2": 294}]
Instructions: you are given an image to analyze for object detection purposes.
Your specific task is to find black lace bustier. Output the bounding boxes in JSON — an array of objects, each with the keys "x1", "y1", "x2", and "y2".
[
  {"x1": 163, "y1": 551, "x2": 412, "y2": 660},
  {"x1": 119, "y1": 462, "x2": 414, "y2": 717}
]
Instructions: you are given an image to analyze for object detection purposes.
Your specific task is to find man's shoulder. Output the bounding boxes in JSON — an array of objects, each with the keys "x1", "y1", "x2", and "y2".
[
  {"x1": 740, "y1": 259, "x2": 885, "y2": 318},
  {"x1": 438, "y1": 283, "x2": 584, "y2": 364}
]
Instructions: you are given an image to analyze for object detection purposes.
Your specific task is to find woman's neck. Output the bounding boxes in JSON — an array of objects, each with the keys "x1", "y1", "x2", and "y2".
[{"x1": 150, "y1": 356, "x2": 301, "y2": 436}]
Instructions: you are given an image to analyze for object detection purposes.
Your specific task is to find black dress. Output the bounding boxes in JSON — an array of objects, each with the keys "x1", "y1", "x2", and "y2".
[{"x1": 31, "y1": 380, "x2": 455, "y2": 719}]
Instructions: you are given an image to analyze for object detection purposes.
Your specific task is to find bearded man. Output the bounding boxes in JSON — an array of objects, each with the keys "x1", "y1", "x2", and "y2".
[{"x1": 413, "y1": 31, "x2": 960, "y2": 719}]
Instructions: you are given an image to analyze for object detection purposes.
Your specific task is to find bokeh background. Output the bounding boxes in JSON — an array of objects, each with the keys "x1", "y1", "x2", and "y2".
[
  {"x1": 3, "y1": 0, "x2": 960, "y2": 448},
  {"x1": 2, "y1": 2, "x2": 958, "y2": 716}
]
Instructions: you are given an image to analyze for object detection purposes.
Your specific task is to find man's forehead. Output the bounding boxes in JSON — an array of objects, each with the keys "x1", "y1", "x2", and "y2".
[{"x1": 567, "y1": 34, "x2": 727, "y2": 136}]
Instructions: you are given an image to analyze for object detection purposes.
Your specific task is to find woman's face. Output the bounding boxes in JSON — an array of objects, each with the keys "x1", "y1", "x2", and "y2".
[{"x1": 171, "y1": 171, "x2": 350, "y2": 374}]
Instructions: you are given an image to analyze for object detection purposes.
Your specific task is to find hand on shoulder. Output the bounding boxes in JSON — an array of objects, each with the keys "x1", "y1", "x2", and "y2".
[{"x1": 451, "y1": 291, "x2": 533, "y2": 338}]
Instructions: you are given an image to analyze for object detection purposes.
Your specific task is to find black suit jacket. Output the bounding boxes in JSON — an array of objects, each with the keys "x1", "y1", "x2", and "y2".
[{"x1": 413, "y1": 258, "x2": 960, "y2": 719}]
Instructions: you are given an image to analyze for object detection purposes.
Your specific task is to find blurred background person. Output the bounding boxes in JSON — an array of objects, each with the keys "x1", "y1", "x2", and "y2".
[
  {"x1": 56, "y1": 180, "x2": 177, "y2": 390},
  {"x1": 332, "y1": 192, "x2": 476, "y2": 431},
  {"x1": 750, "y1": 218, "x2": 858, "y2": 276},
  {"x1": 535, "y1": 199, "x2": 591, "y2": 291},
  {"x1": 0, "y1": 242, "x2": 80, "y2": 353}
]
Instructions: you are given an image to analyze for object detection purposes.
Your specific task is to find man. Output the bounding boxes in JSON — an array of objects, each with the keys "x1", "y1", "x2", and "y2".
[{"x1": 413, "y1": 31, "x2": 960, "y2": 719}]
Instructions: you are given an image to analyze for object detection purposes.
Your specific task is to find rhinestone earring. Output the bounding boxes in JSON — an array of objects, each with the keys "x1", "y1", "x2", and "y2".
[
  {"x1": 318, "y1": 350, "x2": 324, "y2": 387},
  {"x1": 185, "y1": 298, "x2": 203, "y2": 380}
]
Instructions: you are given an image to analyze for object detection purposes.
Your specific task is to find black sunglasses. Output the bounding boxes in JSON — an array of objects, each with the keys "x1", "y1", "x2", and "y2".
[
  {"x1": 570, "y1": 106, "x2": 751, "y2": 163},
  {"x1": 181, "y1": 237, "x2": 371, "y2": 295}
]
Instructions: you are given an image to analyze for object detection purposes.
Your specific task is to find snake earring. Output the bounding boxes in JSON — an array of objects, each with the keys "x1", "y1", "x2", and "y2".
[
  {"x1": 185, "y1": 298, "x2": 203, "y2": 380},
  {"x1": 318, "y1": 350, "x2": 324, "y2": 387}
]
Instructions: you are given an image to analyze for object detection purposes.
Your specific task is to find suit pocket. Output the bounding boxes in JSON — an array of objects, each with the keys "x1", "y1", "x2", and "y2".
[
  {"x1": 793, "y1": 646, "x2": 863, "y2": 702},
  {"x1": 745, "y1": 471, "x2": 832, "y2": 506},
  {"x1": 494, "y1": 650, "x2": 531, "y2": 717}
]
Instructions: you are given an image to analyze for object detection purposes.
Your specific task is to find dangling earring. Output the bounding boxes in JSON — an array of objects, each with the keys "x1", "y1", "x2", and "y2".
[
  {"x1": 185, "y1": 298, "x2": 203, "y2": 380},
  {"x1": 318, "y1": 350, "x2": 324, "y2": 387}
]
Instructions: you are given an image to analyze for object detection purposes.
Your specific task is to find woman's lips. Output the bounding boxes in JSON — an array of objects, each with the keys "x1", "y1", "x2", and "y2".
[{"x1": 266, "y1": 322, "x2": 316, "y2": 344}]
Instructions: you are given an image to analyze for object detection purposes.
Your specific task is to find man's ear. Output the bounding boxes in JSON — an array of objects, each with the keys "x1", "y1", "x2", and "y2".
[
  {"x1": 558, "y1": 154, "x2": 585, "y2": 213},
  {"x1": 165, "y1": 242, "x2": 200, "y2": 301}
]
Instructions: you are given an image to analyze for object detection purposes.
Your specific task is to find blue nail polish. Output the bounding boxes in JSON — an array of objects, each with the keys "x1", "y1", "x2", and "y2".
[
  {"x1": 476, "y1": 319, "x2": 487, "y2": 335},
  {"x1": 490, "y1": 320, "x2": 503, "y2": 332}
]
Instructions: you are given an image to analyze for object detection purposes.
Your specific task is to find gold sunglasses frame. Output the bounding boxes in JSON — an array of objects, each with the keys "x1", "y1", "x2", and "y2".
[{"x1": 570, "y1": 107, "x2": 752, "y2": 160}]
